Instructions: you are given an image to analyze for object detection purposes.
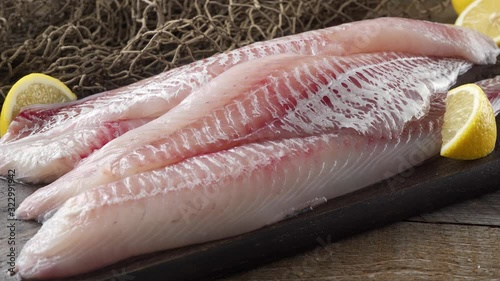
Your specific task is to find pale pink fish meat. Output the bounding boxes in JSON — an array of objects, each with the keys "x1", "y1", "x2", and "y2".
[
  {"x1": 16, "y1": 70, "x2": 500, "y2": 279},
  {"x1": 17, "y1": 18, "x2": 498, "y2": 219},
  {"x1": 0, "y1": 118, "x2": 153, "y2": 181},
  {"x1": 10, "y1": 17, "x2": 500, "y2": 278},
  {"x1": 0, "y1": 17, "x2": 497, "y2": 183},
  {"x1": 15, "y1": 51, "x2": 476, "y2": 221}
]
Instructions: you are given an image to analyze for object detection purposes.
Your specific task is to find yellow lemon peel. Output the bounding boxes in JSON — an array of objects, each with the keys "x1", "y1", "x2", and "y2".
[
  {"x1": 0, "y1": 73, "x2": 76, "y2": 136},
  {"x1": 441, "y1": 84, "x2": 497, "y2": 160}
]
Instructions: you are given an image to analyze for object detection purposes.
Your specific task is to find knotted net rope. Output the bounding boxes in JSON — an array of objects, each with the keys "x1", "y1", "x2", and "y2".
[{"x1": 0, "y1": 0, "x2": 452, "y2": 102}]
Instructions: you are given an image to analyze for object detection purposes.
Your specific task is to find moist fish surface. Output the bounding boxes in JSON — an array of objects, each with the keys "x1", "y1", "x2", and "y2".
[
  {"x1": 15, "y1": 52, "x2": 475, "y2": 221},
  {"x1": 0, "y1": 17, "x2": 497, "y2": 183},
  {"x1": 16, "y1": 66, "x2": 500, "y2": 279},
  {"x1": 14, "y1": 17, "x2": 500, "y2": 221},
  {"x1": 10, "y1": 17, "x2": 500, "y2": 279}
]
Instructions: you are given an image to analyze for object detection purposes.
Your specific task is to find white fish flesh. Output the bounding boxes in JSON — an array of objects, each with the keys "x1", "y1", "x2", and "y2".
[
  {"x1": 16, "y1": 71, "x2": 500, "y2": 278},
  {"x1": 14, "y1": 16, "x2": 500, "y2": 221},
  {"x1": 0, "y1": 17, "x2": 497, "y2": 183},
  {"x1": 11, "y1": 17, "x2": 500, "y2": 279},
  {"x1": 15, "y1": 52, "x2": 476, "y2": 221}
]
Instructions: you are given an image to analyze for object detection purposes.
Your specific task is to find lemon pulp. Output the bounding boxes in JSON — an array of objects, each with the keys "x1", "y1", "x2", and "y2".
[
  {"x1": 441, "y1": 84, "x2": 497, "y2": 160},
  {"x1": 0, "y1": 73, "x2": 76, "y2": 136},
  {"x1": 455, "y1": 0, "x2": 500, "y2": 46}
]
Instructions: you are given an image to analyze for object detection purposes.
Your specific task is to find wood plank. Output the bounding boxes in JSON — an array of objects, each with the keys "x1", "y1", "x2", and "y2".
[
  {"x1": 407, "y1": 189, "x2": 500, "y2": 226},
  {"x1": 222, "y1": 222, "x2": 500, "y2": 281}
]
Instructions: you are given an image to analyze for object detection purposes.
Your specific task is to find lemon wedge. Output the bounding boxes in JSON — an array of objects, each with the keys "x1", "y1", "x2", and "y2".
[
  {"x1": 452, "y1": 0, "x2": 475, "y2": 14},
  {"x1": 441, "y1": 84, "x2": 497, "y2": 160},
  {"x1": 0, "y1": 73, "x2": 76, "y2": 136},
  {"x1": 455, "y1": 0, "x2": 500, "y2": 46}
]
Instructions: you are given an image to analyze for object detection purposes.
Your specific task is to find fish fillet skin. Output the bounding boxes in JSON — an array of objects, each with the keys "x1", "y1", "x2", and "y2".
[
  {"x1": 15, "y1": 53, "x2": 474, "y2": 221},
  {"x1": 16, "y1": 86, "x2": 500, "y2": 279},
  {"x1": 0, "y1": 18, "x2": 497, "y2": 182}
]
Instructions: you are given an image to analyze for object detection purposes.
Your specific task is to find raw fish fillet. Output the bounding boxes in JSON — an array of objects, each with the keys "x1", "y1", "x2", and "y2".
[
  {"x1": 0, "y1": 118, "x2": 153, "y2": 181},
  {"x1": 16, "y1": 52, "x2": 475, "y2": 221},
  {"x1": 16, "y1": 72, "x2": 500, "y2": 279},
  {"x1": 0, "y1": 17, "x2": 497, "y2": 182}
]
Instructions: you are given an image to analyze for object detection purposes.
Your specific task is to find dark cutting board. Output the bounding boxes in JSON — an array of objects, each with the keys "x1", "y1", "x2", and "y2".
[{"x1": 1, "y1": 67, "x2": 500, "y2": 281}]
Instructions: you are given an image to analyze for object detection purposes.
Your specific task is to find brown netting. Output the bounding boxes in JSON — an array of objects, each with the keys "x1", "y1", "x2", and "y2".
[{"x1": 0, "y1": 0, "x2": 452, "y2": 104}]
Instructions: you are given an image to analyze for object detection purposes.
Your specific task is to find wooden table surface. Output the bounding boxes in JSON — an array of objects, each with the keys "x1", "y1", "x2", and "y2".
[{"x1": 223, "y1": 190, "x2": 500, "y2": 280}]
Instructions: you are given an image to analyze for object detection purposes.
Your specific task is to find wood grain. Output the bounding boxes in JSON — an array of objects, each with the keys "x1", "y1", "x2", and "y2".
[
  {"x1": 223, "y1": 221, "x2": 500, "y2": 281},
  {"x1": 407, "y1": 190, "x2": 500, "y2": 226}
]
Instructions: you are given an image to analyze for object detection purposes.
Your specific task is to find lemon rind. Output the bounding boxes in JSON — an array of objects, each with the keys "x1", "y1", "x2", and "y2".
[
  {"x1": 455, "y1": 0, "x2": 500, "y2": 45},
  {"x1": 455, "y1": 0, "x2": 484, "y2": 25},
  {"x1": 440, "y1": 84, "x2": 483, "y2": 155},
  {"x1": 0, "y1": 73, "x2": 75, "y2": 136}
]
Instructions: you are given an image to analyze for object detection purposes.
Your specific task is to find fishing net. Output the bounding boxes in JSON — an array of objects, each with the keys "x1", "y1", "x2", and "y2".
[{"x1": 0, "y1": 0, "x2": 453, "y2": 102}]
